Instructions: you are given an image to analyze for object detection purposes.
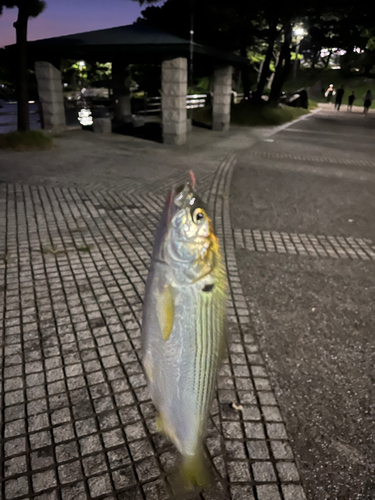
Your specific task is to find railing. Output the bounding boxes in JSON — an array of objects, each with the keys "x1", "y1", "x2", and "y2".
[
  {"x1": 137, "y1": 92, "x2": 245, "y2": 115},
  {"x1": 138, "y1": 94, "x2": 208, "y2": 115},
  {"x1": 187, "y1": 94, "x2": 207, "y2": 109},
  {"x1": 0, "y1": 92, "x2": 245, "y2": 132},
  {"x1": 0, "y1": 100, "x2": 42, "y2": 133}
]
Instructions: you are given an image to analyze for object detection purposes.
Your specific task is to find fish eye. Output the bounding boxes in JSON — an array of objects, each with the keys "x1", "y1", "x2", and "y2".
[{"x1": 192, "y1": 208, "x2": 205, "y2": 224}]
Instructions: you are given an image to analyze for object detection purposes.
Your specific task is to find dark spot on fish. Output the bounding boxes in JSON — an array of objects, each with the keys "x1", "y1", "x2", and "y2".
[{"x1": 202, "y1": 284, "x2": 214, "y2": 293}]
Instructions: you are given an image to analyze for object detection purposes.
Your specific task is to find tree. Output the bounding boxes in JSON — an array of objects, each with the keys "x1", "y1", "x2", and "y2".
[
  {"x1": 0, "y1": 0, "x2": 46, "y2": 131},
  {"x1": 130, "y1": 0, "x2": 374, "y2": 104},
  {"x1": 269, "y1": 22, "x2": 292, "y2": 103},
  {"x1": 134, "y1": 0, "x2": 262, "y2": 98},
  {"x1": 305, "y1": 1, "x2": 375, "y2": 75},
  {"x1": 252, "y1": 18, "x2": 278, "y2": 101}
]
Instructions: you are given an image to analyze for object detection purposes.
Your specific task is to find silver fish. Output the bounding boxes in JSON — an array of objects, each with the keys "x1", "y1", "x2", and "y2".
[{"x1": 141, "y1": 178, "x2": 228, "y2": 486}]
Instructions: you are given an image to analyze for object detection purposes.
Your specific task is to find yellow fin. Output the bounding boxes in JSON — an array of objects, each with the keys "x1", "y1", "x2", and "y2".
[
  {"x1": 156, "y1": 283, "x2": 174, "y2": 341},
  {"x1": 156, "y1": 413, "x2": 179, "y2": 446},
  {"x1": 155, "y1": 413, "x2": 165, "y2": 434},
  {"x1": 143, "y1": 355, "x2": 153, "y2": 383},
  {"x1": 180, "y1": 452, "x2": 210, "y2": 489}
]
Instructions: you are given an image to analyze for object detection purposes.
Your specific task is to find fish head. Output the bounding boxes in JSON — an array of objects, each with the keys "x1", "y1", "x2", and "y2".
[
  {"x1": 167, "y1": 182, "x2": 216, "y2": 268},
  {"x1": 151, "y1": 178, "x2": 219, "y2": 281}
]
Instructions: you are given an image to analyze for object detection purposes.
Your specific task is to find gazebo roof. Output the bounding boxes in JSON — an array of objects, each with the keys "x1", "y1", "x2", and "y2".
[{"x1": 6, "y1": 23, "x2": 248, "y2": 67}]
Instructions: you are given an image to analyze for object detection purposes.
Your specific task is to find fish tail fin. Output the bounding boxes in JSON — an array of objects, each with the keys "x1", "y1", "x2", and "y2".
[
  {"x1": 180, "y1": 451, "x2": 210, "y2": 489},
  {"x1": 155, "y1": 413, "x2": 177, "y2": 445},
  {"x1": 155, "y1": 413, "x2": 167, "y2": 436}
]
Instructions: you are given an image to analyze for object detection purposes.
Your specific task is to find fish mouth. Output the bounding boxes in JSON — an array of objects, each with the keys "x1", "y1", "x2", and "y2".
[
  {"x1": 165, "y1": 185, "x2": 178, "y2": 225},
  {"x1": 174, "y1": 183, "x2": 194, "y2": 209},
  {"x1": 167, "y1": 182, "x2": 196, "y2": 220}
]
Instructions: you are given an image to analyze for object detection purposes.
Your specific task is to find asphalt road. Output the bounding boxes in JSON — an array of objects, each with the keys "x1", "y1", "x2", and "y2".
[{"x1": 231, "y1": 105, "x2": 375, "y2": 500}]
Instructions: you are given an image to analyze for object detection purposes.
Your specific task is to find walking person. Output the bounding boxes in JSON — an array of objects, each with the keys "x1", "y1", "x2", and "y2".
[
  {"x1": 363, "y1": 90, "x2": 372, "y2": 115},
  {"x1": 347, "y1": 91, "x2": 355, "y2": 111},
  {"x1": 325, "y1": 84, "x2": 335, "y2": 103},
  {"x1": 335, "y1": 85, "x2": 344, "y2": 110}
]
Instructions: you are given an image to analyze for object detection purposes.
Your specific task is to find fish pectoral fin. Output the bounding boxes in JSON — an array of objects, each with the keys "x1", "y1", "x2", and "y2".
[
  {"x1": 156, "y1": 283, "x2": 175, "y2": 341},
  {"x1": 142, "y1": 354, "x2": 153, "y2": 383}
]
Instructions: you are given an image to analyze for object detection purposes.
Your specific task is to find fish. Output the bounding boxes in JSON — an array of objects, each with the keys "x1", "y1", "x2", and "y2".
[{"x1": 141, "y1": 175, "x2": 228, "y2": 487}]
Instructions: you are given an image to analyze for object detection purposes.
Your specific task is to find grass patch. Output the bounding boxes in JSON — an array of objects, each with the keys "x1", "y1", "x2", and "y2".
[
  {"x1": 0, "y1": 130, "x2": 53, "y2": 151},
  {"x1": 308, "y1": 99, "x2": 319, "y2": 110},
  {"x1": 231, "y1": 102, "x2": 308, "y2": 126},
  {"x1": 43, "y1": 244, "x2": 60, "y2": 255},
  {"x1": 193, "y1": 102, "x2": 309, "y2": 128},
  {"x1": 77, "y1": 245, "x2": 92, "y2": 253}
]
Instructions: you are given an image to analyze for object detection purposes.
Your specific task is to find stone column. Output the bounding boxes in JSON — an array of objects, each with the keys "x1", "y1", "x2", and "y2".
[
  {"x1": 212, "y1": 66, "x2": 233, "y2": 132},
  {"x1": 161, "y1": 57, "x2": 187, "y2": 145},
  {"x1": 35, "y1": 61, "x2": 66, "y2": 131},
  {"x1": 112, "y1": 61, "x2": 132, "y2": 123}
]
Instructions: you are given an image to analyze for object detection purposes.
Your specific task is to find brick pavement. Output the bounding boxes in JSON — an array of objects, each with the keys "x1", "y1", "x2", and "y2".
[
  {"x1": 0, "y1": 127, "x2": 308, "y2": 500},
  {"x1": 233, "y1": 228, "x2": 375, "y2": 260}
]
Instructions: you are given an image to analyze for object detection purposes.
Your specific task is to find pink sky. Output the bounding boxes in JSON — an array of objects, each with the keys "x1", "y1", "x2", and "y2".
[{"x1": 0, "y1": 0, "x2": 164, "y2": 49}]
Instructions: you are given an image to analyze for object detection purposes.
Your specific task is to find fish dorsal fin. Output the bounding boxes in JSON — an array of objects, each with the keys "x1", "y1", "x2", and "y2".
[{"x1": 156, "y1": 283, "x2": 175, "y2": 341}]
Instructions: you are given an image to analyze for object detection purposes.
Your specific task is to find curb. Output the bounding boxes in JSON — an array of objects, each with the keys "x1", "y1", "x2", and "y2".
[
  {"x1": 207, "y1": 154, "x2": 308, "y2": 500},
  {"x1": 266, "y1": 106, "x2": 322, "y2": 138}
]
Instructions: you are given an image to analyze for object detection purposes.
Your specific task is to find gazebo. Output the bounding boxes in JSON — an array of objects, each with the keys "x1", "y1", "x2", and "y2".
[{"x1": 7, "y1": 23, "x2": 248, "y2": 145}]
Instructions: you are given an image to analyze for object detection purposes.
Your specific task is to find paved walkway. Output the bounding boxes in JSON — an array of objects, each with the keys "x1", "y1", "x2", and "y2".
[
  {"x1": 0, "y1": 121, "x2": 308, "y2": 500},
  {"x1": 231, "y1": 104, "x2": 375, "y2": 500},
  {"x1": 1, "y1": 106, "x2": 370, "y2": 500}
]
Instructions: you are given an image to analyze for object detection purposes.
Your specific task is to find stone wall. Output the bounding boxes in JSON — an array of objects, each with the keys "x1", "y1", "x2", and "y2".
[
  {"x1": 161, "y1": 58, "x2": 187, "y2": 145},
  {"x1": 35, "y1": 61, "x2": 66, "y2": 131},
  {"x1": 213, "y1": 66, "x2": 233, "y2": 132}
]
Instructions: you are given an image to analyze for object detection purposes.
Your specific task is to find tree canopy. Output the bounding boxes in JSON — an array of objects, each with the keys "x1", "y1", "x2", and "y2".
[
  {"x1": 0, "y1": 0, "x2": 46, "y2": 131},
  {"x1": 129, "y1": 0, "x2": 375, "y2": 102},
  {"x1": 0, "y1": 0, "x2": 45, "y2": 17}
]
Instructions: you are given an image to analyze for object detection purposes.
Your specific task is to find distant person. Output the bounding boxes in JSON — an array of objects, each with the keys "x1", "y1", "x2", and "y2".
[
  {"x1": 325, "y1": 84, "x2": 335, "y2": 103},
  {"x1": 347, "y1": 91, "x2": 355, "y2": 111},
  {"x1": 363, "y1": 90, "x2": 372, "y2": 115},
  {"x1": 335, "y1": 85, "x2": 345, "y2": 110}
]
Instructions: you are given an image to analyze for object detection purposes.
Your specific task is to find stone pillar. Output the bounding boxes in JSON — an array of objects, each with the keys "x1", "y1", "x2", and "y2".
[
  {"x1": 212, "y1": 66, "x2": 233, "y2": 132},
  {"x1": 112, "y1": 61, "x2": 132, "y2": 123},
  {"x1": 162, "y1": 57, "x2": 187, "y2": 145},
  {"x1": 35, "y1": 61, "x2": 66, "y2": 131}
]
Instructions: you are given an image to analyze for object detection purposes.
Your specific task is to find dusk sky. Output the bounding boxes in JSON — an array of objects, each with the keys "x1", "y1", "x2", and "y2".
[{"x1": 0, "y1": 0, "x2": 165, "y2": 49}]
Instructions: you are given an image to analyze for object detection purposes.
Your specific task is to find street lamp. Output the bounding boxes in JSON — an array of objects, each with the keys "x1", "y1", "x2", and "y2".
[{"x1": 293, "y1": 28, "x2": 305, "y2": 80}]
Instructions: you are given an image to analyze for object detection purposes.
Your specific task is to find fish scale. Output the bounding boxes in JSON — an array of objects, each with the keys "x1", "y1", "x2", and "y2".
[{"x1": 194, "y1": 286, "x2": 224, "y2": 426}]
